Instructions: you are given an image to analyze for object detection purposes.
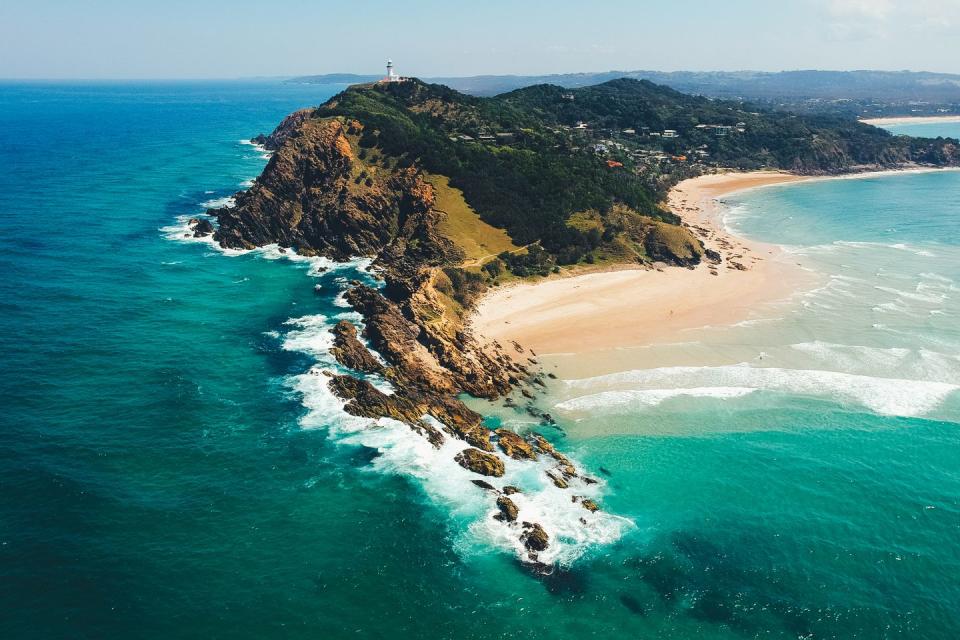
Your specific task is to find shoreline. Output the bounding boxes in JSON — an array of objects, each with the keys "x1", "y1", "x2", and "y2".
[
  {"x1": 471, "y1": 171, "x2": 817, "y2": 357},
  {"x1": 861, "y1": 115, "x2": 960, "y2": 126}
]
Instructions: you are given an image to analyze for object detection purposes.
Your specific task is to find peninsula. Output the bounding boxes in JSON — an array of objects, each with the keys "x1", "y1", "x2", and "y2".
[{"x1": 196, "y1": 76, "x2": 959, "y2": 567}]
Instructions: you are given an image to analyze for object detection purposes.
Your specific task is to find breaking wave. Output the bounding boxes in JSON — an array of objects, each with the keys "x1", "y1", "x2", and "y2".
[{"x1": 561, "y1": 364, "x2": 958, "y2": 418}]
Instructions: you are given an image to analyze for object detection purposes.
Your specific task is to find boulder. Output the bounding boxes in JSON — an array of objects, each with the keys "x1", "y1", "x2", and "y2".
[
  {"x1": 454, "y1": 448, "x2": 505, "y2": 477},
  {"x1": 189, "y1": 218, "x2": 215, "y2": 237},
  {"x1": 521, "y1": 522, "x2": 549, "y2": 552},
  {"x1": 494, "y1": 496, "x2": 519, "y2": 522}
]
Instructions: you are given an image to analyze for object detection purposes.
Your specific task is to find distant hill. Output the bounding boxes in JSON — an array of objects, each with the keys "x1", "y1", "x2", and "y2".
[{"x1": 288, "y1": 70, "x2": 960, "y2": 116}]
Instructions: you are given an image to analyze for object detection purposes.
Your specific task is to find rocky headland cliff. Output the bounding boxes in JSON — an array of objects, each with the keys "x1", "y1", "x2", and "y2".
[{"x1": 205, "y1": 112, "x2": 641, "y2": 567}]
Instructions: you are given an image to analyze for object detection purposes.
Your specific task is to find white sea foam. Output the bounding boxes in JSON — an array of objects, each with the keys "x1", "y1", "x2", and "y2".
[
  {"x1": 200, "y1": 195, "x2": 236, "y2": 209},
  {"x1": 159, "y1": 214, "x2": 224, "y2": 250},
  {"x1": 240, "y1": 138, "x2": 273, "y2": 160},
  {"x1": 790, "y1": 341, "x2": 960, "y2": 385},
  {"x1": 562, "y1": 364, "x2": 958, "y2": 417},
  {"x1": 239, "y1": 178, "x2": 255, "y2": 188}
]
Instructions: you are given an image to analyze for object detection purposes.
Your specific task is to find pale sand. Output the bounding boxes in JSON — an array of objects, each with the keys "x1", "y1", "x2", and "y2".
[
  {"x1": 471, "y1": 171, "x2": 817, "y2": 356},
  {"x1": 861, "y1": 115, "x2": 960, "y2": 126}
]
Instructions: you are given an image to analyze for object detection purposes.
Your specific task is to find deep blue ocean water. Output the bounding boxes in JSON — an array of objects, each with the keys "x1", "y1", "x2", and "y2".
[{"x1": 2, "y1": 82, "x2": 959, "y2": 638}]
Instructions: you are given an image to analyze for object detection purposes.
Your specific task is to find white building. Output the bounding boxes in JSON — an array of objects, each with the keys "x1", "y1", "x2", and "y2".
[{"x1": 383, "y1": 59, "x2": 401, "y2": 83}]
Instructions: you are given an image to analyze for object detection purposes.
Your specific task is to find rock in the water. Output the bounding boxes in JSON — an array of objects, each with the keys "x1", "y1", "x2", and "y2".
[
  {"x1": 189, "y1": 217, "x2": 214, "y2": 237},
  {"x1": 530, "y1": 433, "x2": 578, "y2": 479},
  {"x1": 545, "y1": 470, "x2": 569, "y2": 489},
  {"x1": 471, "y1": 479, "x2": 497, "y2": 492},
  {"x1": 454, "y1": 448, "x2": 505, "y2": 477},
  {"x1": 521, "y1": 522, "x2": 549, "y2": 552},
  {"x1": 503, "y1": 485, "x2": 521, "y2": 495},
  {"x1": 494, "y1": 429, "x2": 538, "y2": 460},
  {"x1": 494, "y1": 496, "x2": 519, "y2": 522},
  {"x1": 580, "y1": 498, "x2": 599, "y2": 512}
]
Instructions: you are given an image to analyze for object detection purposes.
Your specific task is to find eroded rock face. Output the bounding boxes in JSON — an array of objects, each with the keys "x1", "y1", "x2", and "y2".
[
  {"x1": 215, "y1": 119, "x2": 437, "y2": 259},
  {"x1": 454, "y1": 448, "x2": 505, "y2": 477},
  {"x1": 531, "y1": 433, "x2": 578, "y2": 480},
  {"x1": 472, "y1": 479, "x2": 497, "y2": 492},
  {"x1": 251, "y1": 108, "x2": 314, "y2": 150}
]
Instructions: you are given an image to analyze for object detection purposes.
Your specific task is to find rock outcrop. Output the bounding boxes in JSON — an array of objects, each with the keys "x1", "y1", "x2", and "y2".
[
  {"x1": 521, "y1": 522, "x2": 550, "y2": 553},
  {"x1": 494, "y1": 496, "x2": 519, "y2": 522},
  {"x1": 188, "y1": 217, "x2": 214, "y2": 237},
  {"x1": 455, "y1": 448, "x2": 505, "y2": 477},
  {"x1": 330, "y1": 320, "x2": 384, "y2": 374},
  {"x1": 494, "y1": 429, "x2": 538, "y2": 461}
]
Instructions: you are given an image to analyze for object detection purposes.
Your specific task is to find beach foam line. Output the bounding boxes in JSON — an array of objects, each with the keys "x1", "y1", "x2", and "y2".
[
  {"x1": 561, "y1": 364, "x2": 959, "y2": 417},
  {"x1": 555, "y1": 386, "x2": 756, "y2": 412},
  {"x1": 781, "y1": 240, "x2": 942, "y2": 258}
]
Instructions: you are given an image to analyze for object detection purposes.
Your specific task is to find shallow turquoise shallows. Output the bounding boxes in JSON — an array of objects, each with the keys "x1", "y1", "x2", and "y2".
[{"x1": 1, "y1": 83, "x2": 959, "y2": 639}]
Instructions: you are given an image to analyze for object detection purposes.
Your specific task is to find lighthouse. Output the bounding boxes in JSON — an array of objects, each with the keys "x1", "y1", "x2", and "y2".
[{"x1": 384, "y1": 59, "x2": 400, "y2": 83}]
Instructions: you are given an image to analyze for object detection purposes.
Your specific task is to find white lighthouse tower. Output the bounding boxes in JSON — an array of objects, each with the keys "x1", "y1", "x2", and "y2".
[{"x1": 384, "y1": 59, "x2": 400, "y2": 82}]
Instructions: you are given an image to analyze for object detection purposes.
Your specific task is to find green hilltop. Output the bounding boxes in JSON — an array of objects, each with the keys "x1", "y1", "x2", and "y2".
[{"x1": 308, "y1": 77, "x2": 958, "y2": 269}]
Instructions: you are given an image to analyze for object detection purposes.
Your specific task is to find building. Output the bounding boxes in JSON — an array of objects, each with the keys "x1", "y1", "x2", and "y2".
[
  {"x1": 382, "y1": 59, "x2": 402, "y2": 83},
  {"x1": 662, "y1": 129, "x2": 678, "y2": 138}
]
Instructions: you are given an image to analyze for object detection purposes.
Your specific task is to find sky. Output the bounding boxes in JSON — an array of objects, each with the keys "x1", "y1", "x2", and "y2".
[{"x1": 1, "y1": 0, "x2": 959, "y2": 79}]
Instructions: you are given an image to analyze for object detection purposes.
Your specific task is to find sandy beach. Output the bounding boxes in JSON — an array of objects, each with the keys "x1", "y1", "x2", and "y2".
[
  {"x1": 471, "y1": 171, "x2": 815, "y2": 356},
  {"x1": 861, "y1": 115, "x2": 960, "y2": 126}
]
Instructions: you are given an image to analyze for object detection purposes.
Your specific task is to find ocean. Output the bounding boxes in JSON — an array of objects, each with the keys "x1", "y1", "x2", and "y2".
[{"x1": 1, "y1": 81, "x2": 958, "y2": 638}]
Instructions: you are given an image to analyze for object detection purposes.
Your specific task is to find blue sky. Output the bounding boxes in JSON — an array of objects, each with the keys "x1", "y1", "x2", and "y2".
[{"x1": 2, "y1": 0, "x2": 958, "y2": 78}]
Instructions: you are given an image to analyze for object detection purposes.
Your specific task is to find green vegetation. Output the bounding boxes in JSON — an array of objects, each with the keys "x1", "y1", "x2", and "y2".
[
  {"x1": 423, "y1": 173, "x2": 520, "y2": 263},
  {"x1": 313, "y1": 78, "x2": 957, "y2": 267}
]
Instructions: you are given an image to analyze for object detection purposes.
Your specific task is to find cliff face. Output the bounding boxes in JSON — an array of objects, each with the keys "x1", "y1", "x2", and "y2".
[{"x1": 219, "y1": 119, "x2": 437, "y2": 259}]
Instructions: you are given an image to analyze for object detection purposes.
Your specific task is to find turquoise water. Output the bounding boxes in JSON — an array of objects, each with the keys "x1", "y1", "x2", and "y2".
[{"x1": 2, "y1": 84, "x2": 959, "y2": 638}]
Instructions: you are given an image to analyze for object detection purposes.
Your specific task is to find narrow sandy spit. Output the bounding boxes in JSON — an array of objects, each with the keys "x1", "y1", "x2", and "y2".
[{"x1": 471, "y1": 171, "x2": 817, "y2": 356}]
